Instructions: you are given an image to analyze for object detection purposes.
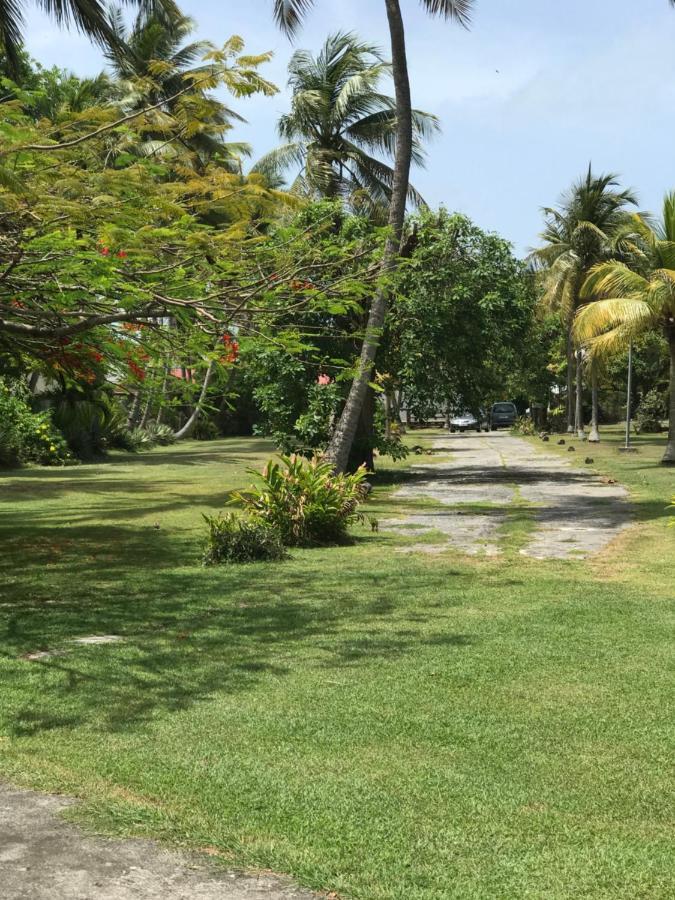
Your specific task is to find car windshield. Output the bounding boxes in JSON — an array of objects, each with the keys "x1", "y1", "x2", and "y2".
[{"x1": 493, "y1": 403, "x2": 515, "y2": 413}]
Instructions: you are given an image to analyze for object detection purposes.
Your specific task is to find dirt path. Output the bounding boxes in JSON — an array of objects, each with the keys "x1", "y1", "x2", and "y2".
[
  {"x1": 383, "y1": 431, "x2": 631, "y2": 559},
  {"x1": 0, "y1": 784, "x2": 316, "y2": 900}
]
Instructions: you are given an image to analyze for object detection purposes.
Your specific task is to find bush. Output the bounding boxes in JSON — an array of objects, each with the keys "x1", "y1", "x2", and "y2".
[
  {"x1": 511, "y1": 416, "x2": 536, "y2": 436},
  {"x1": 202, "y1": 512, "x2": 286, "y2": 565},
  {"x1": 0, "y1": 380, "x2": 72, "y2": 467},
  {"x1": 635, "y1": 388, "x2": 667, "y2": 434},
  {"x1": 144, "y1": 422, "x2": 176, "y2": 446},
  {"x1": 233, "y1": 455, "x2": 369, "y2": 547}
]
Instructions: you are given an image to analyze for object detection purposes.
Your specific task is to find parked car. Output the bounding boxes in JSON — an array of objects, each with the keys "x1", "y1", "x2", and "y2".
[
  {"x1": 449, "y1": 410, "x2": 489, "y2": 432},
  {"x1": 489, "y1": 402, "x2": 518, "y2": 430}
]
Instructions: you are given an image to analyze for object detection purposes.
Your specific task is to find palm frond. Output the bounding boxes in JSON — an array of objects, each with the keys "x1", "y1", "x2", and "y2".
[
  {"x1": 581, "y1": 261, "x2": 649, "y2": 301},
  {"x1": 420, "y1": 0, "x2": 474, "y2": 27},
  {"x1": 273, "y1": 0, "x2": 315, "y2": 35},
  {"x1": 574, "y1": 297, "x2": 654, "y2": 344}
]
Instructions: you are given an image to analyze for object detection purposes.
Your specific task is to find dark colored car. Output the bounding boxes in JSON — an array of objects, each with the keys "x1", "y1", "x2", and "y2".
[{"x1": 489, "y1": 402, "x2": 517, "y2": 430}]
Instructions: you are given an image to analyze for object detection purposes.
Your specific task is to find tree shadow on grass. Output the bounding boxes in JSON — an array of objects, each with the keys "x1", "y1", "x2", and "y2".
[{"x1": 0, "y1": 517, "x2": 479, "y2": 737}]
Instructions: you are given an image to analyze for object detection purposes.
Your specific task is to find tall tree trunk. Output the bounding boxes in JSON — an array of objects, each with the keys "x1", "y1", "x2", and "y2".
[
  {"x1": 663, "y1": 328, "x2": 675, "y2": 465},
  {"x1": 324, "y1": 0, "x2": 412, "y2": 473},
  {"x1": 155, "y1": 365, "x2": 169, "y2": 425},
  {"x1": 575, "y1": 349, "x2": 585, "y2": 440},
  {"x1": 588, "y1": 363, "x2": 600, "y2": 443},
  {"x1": 174, "y1": 361, "x2": 215, "y2": 441},
  {"x1": 348, "y1": 386, "x2": 376, "y2": 472},
  {"x1": 127, "y1": 391, "x2": 141, "y2": 428},
  {"x1": 566, "y1": 327, "x2": 574, "y2": 433}
]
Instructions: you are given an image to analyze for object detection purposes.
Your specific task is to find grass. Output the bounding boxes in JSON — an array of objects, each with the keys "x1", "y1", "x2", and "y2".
[{"x1": 0, "y1": 428, "x2": 673, "y2": 899}]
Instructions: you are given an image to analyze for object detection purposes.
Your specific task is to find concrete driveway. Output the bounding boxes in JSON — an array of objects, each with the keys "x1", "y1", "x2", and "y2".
[{"x1": 384, "y1": 431, "x2": 632, "y2": 559}]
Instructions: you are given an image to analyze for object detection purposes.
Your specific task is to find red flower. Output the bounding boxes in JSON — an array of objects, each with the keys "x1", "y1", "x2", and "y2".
[
  {"x1": 100, "y1": 246, "x2": 110, "y2": 256},
  {"x1": 317, "y1": 373, "x2": 331, "y2": 386},
  {"x1": 116, "y1": 250, "x2": 127, "y2": 259},
  {"x1": 128, "y1": 360, "x2": 146, "y2": 380}
]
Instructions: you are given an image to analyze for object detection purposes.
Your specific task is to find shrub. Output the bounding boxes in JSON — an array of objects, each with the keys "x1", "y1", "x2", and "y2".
[
  {"x1": 635, "y1": 388, "x2": 667, "y2": 434},
  {"x1": 233, "y1": 455, "x2": 369, "y2": 547},
  {"x1": 127, "y1": 426, "x2": 158, "y2": 451},
  {"x1": 511, "y1": 416, "x2": 536, "y2": 436},
  {"x1": 192, "y1": 417, "x2": 219, "y2": 441},
  {"x1": 0, "y1": 380, "x2": 72, "y2": 467},
  {"x1": 202, "y1": 512, "x2": 286, "y2": 565},
  {"x1": 144, "y1": 422, "x2": 176, "y2": 446},
  {"x1": 20, "y1": 413, "x2": 72, "y2": 465}
]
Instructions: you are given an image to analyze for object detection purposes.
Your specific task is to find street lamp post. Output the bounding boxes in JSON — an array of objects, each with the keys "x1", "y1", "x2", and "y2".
[{"x1": 620, "y1": 342, "x2": 637, "y2": 453}]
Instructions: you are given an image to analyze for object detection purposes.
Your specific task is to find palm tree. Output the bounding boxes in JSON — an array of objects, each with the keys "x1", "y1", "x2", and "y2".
[
  {"x1": 104, "y1": 8, "x2": 250, "y2": 168},
  {"x1": 532, "y1": 167, "x2": 637, "y2": 441},
  {"x1": 0, "y1": 0, "x2": 178, "y2": 74},
  {"x1": 576, "y1": 193, "x2": 675, "y2": 466},
  {"x1": 273, "y1": 0, "x2": 474, "y2": 472},
  {"x1": 254, "y1": 31, "x2": 438, "y2": 217}
]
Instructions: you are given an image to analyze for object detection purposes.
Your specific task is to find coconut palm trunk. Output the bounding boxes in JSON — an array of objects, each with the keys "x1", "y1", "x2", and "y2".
[
  {"x1": 588, "y1": 363, "x2": 600, "y2": 442},
  {"x1": 575, "y1": 349, "x2": 585, "y2": 440},
  {"x1": 566, "y1": 328, "x2": 575, "y2": 433},
  {"x1": 324, "y1": 0, "x2": 412, "y2": 472},
  {"x1": 174, "y1": 360, "x2": 215, "y2": 441},
  {"x1": 665, "y1": 328, "x2": 675, "y2": 465}
]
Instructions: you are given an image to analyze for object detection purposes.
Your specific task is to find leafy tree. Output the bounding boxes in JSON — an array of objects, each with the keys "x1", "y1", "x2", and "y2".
[
  {"x1": 576, "y1": 193, "x2": 675, "y2": 465},
  {"x1": 273, "y1": 0, "x2": 475, "y2": 472},
  {"x1": 532, "y1": 166, "x2": 637, "y2": 441},
  {"x1": 389, "y1": 211, "x2": 535, "y2": 419},
  {"x1": 253, "y1": 30, "x2": 438, "y2": 216}
]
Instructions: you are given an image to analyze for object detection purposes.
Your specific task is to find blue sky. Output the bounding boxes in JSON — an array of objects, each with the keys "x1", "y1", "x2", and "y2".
[{"x1": 24, "y1": 0, "x2": 675, "y2": 255}]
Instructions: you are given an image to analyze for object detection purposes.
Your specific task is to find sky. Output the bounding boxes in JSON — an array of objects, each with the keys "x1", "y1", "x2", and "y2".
[{"x1": 23, "y1": 0, "x2": 675, "y2": 256}]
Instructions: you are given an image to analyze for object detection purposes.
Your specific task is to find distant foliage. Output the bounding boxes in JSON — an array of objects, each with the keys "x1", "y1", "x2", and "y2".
[
  {"x1": 202, "y1": 512, "x2": 286, "y2": 565},
  {"x1": 546, "y1": 409, "x2": 568, "y2": 434},
  {"x1": 635, "y1": 389, "x2": 667, "y2": 434},
  {"x1": 233, "y1": 455, "x2": 369, "y2": 547}
]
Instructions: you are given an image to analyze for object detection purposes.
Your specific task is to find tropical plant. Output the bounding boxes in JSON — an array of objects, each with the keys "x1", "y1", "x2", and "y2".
[
  {"x1": 0, "y1": 0, "x2": 178, "y2": 73},
  {"x1": 233, "y1": 455, "x2": 369, "y2": 546},
  {"x1": 253, "y1": 31, "x2": 437, "y2": 216},
  {"x1": 202, "y1": 512, "x2": 287, "y2": 565},
  {"x1": 576, "y1": 192, "x2": 675, "y2": 465},
  {"x1": 272, "y1": 1, "x2": 475, "y2": 473},
  {"x1": 532, "y1": 166, "x2": 638, "y2": 441}
]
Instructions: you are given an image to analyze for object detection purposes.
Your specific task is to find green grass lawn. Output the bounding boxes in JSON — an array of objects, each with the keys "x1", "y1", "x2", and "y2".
[{"x1": 0, "y1": 428, "x2": 673, "y2": 899}]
